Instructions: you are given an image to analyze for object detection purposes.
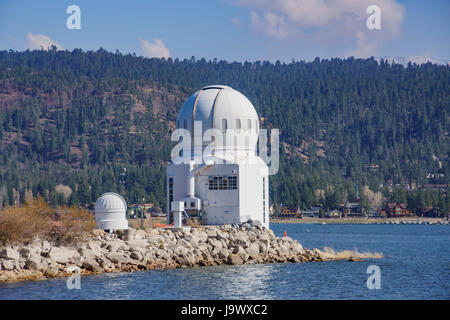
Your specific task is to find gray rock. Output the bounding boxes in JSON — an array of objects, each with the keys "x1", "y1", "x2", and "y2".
[
  {"x1": 82, "y1": 259, "x2": 103, "y2": 273},
  {"x1": 19, "y1": 247, "x2": 31, "y2": 259},
  {"x1": 2, "y1": 260, "x2": 14, "y2": 270},
  {"x1": 227, "y1": 254, "x2": 243, "y2": 265},
  {"x1": 277, "y1": 245, "x2": 290, "y2": 257},
  {"x1": 176, "y1": 253, "x2": 196, "y2": 267},
  {"x1": 258, "y1": 242, "x2": 267, "y2": 254},
  {"x1": 41, "y1": 240, "x2": 51, "y2": 252},
  {"x1": 44, "y1": 267, "x2": 59, "y2": 278},
  {"x1": 246, "y1": 242, "x2": 260, "y2": 257},
  {"x1": 130, "y1": 251, "x2": 143, "y2": 261},
  {"x1": 24, "y1": 252, "x2": 43, "y2": 270},
  {"x1": 87, "y1": 240, "x2": 101, "y2": 251},
  {"x1": 233, "y1": 245, "x2": 246, "y2": 255},
  {"x1": 125, "y1": 239, "x2": 148, "y2": 249},
  {"x1": 47, "y1": 247, "x2": 78, "y2": 264},
  {"x1": 105, "y1": 252, "x2": 134, "y2": 265},
  {"x1": 216, "y1": 248, "x2": 229, "y2": 261},
  {"x1": 0, "y1": 248, "x2": 20, "y2": 260}
]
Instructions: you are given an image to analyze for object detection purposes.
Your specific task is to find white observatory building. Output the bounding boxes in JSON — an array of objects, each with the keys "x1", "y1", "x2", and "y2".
[
  {"x1": 167, "y1": 85, "x2": 269, "y2": 228},
  {"x1": 95, "y1": 192, "x2": 128, "y2": 231}
]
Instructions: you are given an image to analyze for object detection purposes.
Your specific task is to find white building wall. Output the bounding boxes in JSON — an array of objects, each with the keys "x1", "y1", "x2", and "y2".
[
  {"x1": 166, "y1": 162, "x2": 190, "y2": 223},
  {"x1": 238, "y1": 156, "x2": 269, "y2": 228},
  {"x1": 197, "y1": 163, "x2": 240, "y2": 225},
  {"x1": 167, "y1": 157, "x2": 269, "y2": 228}
]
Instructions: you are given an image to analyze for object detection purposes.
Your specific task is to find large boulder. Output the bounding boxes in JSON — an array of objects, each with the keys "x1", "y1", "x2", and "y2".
[
  {"x1": 130, "y1": 251, "x2": 143, "y2": 261},
  {"x1": 25, "y1": 252, "x2": 43, "y2": 270},
  {"x1": 105, "y1": 252, "x2": 135, "y2": 265},
  {"x1": 0, "y1": 248, "x2": 20, "y2": 260},
  {"x1": 47, "y1": 247, "x2": 79, "y2": 264},
  {"x1": 1, "y1": 260, "x2": 14, "y2": 270},
  {"x1": 176, "y1": 253, "x2": 196, "y2": 267},
  {"x1": 82, "y1": 259, "x2": 103, "y2": 273},
  {"x1": 246, "y1": 242, "x2": 260, "y2": 257},
  {"x1": 227, "y1": 254, "x2": 243, "y2": 265},
  {"x1": 125, "y1": 240, "x2": 148, "y2": 249}
]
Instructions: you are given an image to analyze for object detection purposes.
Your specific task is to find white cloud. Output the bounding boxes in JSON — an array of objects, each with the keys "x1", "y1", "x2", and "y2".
[
  {"x1": 26, "y1": 32, "x2": 64, "y2": 51},
  {"x1": 232, "y1": 0, "x2": 405, "y2": 57},
  {"x1": 139, "y1": 38, "x2": 171, "y2": 59},
  {"x1": 251, "y1": 11, "x2": 289, "y2": 39}
]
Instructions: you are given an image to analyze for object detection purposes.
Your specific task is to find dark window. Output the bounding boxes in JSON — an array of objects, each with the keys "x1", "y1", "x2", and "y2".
[
  {"x1": 222, "y1": 119, "x2": 228, "y2": 134},
  {"x1": 208, "y1": 176, "x2": 237, "y2": 190},
  {"x1": 168, "y1": 178, "x2": 174, "y2": 210}
]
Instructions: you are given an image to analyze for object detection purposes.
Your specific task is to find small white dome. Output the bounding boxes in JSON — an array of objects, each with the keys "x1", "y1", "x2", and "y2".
[
  {"x1": 175, "y1": 85, "x2": 260, "y2": 156},
  {"x1": 95, "y1": 192, "x2": 127, "y2": 212},
  {"x1": 95, "y1": 193, "x2": 128, "y2": 230}
]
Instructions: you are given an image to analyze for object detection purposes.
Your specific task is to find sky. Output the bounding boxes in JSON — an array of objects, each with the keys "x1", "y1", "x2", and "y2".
[{"x1": 0, "y1": 0, "x2": 448, "y2": 62}]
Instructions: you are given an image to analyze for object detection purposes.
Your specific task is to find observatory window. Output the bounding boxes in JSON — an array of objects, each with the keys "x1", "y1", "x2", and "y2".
[
  {"x1": 208, "y1": 176, "x2": 237, "y2": 190},
  {"x1": 176, "y1": 120, "x2": 180, "y2": 128},
  {"x1": 236, "y1": 119, "x2": 241, "y2": 130},
  {"x1": 168, "y1": 178, "x2": 174, "y2": 210},
  {"x1": 221, "y1": 119, "x2": 228, "y2": 134},
  {"x1": 247, "y1": 119, "x2": 252, "y2": 130},
  {"x1": 183, "y1": 119, "x2": 188, "y2": 129}
]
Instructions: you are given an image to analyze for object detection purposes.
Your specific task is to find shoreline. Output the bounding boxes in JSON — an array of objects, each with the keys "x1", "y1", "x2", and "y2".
[
  {"x1": 270, "y1": 217, "x2": 449, "y2": 224},
  {"x1": 0, "y1": 221, "x2": 381, "y2": 284}
]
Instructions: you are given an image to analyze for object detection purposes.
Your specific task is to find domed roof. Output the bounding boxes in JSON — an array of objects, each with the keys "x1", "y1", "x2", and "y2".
[
  {"x1": 95, "y1": 192, "x2": 127, "y2": 213},
  {"x1": 176, "y1": 85, "x2": 260, "y2": 134}
]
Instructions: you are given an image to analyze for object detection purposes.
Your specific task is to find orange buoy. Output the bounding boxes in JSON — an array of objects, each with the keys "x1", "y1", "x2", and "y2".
[{"x1": 284, "y1": 230, "x2": 287, "y2": 237}]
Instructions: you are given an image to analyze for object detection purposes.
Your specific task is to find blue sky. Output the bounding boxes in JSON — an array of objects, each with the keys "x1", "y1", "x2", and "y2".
[{"x1": 0, "y1": 0, "x2": 448, "y2": 62}]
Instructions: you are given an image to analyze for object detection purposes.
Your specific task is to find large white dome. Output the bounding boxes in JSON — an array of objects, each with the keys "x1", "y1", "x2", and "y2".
[{"x1": 175, "y1": 85, "x2": 260, "y2": 155}]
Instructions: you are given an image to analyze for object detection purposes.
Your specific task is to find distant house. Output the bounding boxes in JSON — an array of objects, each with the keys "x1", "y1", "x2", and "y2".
[
  {"x1": 277, "y1": 205, "x2": 301, "y2": 219},
  {"x1": 384, "y1": 203, "x2": 409, "y2": 218},
  {"x1": 324, "y1": 209, "x2": 342, "y2": 218},
  {"x1": 416, "y1": 206, "x2": 441, "y2": 218},
  {"x1": 342, "y1": 202, "x2": 363, "y2": 217},
  {"x1": 302, "y1": 206, "x2": 321, "y2": 218},
  {"x1": 365, "y1": 208, "x2": 382, "y2": 218}
]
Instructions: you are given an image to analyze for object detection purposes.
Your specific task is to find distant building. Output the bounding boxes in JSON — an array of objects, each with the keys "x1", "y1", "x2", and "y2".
[
  {"x1": 302, "y1": 206, "x2": 321, "y2": 218},
  {"x1": 365, "y1": 208, "x2": 382, "y2": 218},
  {"x1": 324, "y1": 209, "x2": 342, "y2": 218},
  {"x1": 277, "y1": 205, "x2": 301, "y2": 219},
  {"x1": 416, "y1": 206, "x2": 441, "y2": 218},
  {"x1": 342, "y1": 202, "x2": 363, "y2": 217},
  {"x1": 383, "y1": 202, "x2": 409, "y2": 218}
]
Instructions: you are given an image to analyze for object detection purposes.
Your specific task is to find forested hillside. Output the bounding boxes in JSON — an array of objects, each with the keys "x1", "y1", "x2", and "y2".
[{"x1": 0, "y1": 48, "x2": 448, "y2": 214}]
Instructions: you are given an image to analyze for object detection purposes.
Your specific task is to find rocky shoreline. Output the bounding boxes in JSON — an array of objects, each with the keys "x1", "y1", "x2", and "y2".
[{"x1": 0, "y1": 221, "x2": 380, "y2": 283}]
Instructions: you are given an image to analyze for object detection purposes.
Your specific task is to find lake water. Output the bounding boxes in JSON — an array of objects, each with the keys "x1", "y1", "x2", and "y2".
[{"x1": 0, "y1": 223, "x2": 449, "y2": 300}]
